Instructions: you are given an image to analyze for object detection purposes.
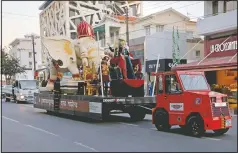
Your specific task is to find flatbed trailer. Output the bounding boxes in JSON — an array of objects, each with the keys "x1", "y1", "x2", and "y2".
[{"x1": 34, "y1": 92, "x2": 156, "y2": 121}]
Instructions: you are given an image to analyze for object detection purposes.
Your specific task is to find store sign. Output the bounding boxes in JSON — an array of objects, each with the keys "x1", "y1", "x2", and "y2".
[
  {"x1": 206, "y1": 35, "x2": 237, "y2": 57},
  {"x1": 145, "y1": 59, "x2": 187, "y2": 72},
  {"x1": 210, "y1": 40, "x2": 237, "y2": 53}
]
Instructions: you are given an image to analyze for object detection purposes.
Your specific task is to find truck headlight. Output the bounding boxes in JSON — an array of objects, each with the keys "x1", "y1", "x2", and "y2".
[{"x1": 20, "y1": 95, "x2": 24, "y2": 99}]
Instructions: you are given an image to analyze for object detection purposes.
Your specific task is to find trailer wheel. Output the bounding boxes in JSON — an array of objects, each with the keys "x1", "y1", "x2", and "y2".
[
  {"x1": 129, "y1": 111, "x2": 146, "y2": 122},
  {"x1": 186, "y1": 116, "x2": 205, "y2": 137},
  {"x1": 213, "y1": 128, "x2": 229, "y2": 136},
  {"x1": 154, "y1": 109, "x2": 171, "y2": 131}
]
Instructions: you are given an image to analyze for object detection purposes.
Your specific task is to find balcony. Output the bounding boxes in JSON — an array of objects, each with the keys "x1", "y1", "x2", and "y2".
[{"x1": 197, "y1": 10, "x2": 237, "y2": 36}]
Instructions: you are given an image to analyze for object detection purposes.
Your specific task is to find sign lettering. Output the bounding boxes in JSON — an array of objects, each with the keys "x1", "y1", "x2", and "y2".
[
  {"x1": 103, "y1": 99, "x2": 115, "y2": 103},
  {"x1": 168, "y1": 63, "x2": 178, "y2": 68},
  {"x1": 68, "y1": 101, "x2": 78, "y2": 108},
  {"x1": 210, "y1": 40, "x2": 237, "y2": 53},
  {"x1": 170, "y1": 103, "x2": 184, "y2": 111},
  {"x1": 60, "y1": 100, "x2": 67, "y2": 107}
]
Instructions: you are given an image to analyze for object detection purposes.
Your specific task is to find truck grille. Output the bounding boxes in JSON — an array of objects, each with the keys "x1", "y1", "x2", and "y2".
[
  {"x1": 211, "y1": 103, "x2": 230, "y2": 117},
  {"x1": 27, "y1": 96, "x2": 34, "y2": 99}
]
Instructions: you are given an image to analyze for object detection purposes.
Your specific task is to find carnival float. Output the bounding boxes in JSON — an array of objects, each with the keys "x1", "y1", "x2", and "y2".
[{"x1": 41, "y1": 21, "x2": 144, "y2": 97}]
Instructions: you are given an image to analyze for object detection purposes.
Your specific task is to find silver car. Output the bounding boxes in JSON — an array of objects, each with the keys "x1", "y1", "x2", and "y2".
[{"x1": 1, "y1": 85, "x2": 13, "y2": 99}]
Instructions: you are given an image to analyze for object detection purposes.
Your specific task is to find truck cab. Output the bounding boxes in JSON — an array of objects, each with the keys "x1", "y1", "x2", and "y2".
[
  {"x1": 11, "y1": 80, "x2": 39, "y2": 103},
  {"x1": 152, "y1": 71, "x2": 232, "y2": 137}
]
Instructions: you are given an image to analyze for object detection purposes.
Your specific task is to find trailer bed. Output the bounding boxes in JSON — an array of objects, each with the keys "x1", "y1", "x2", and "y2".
[{"x1": 34, "y1": 93, "x2": 156, "y2": 121}]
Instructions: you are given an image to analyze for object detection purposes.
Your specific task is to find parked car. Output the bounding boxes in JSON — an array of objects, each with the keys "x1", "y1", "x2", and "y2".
[{"x1": 1, "y1": 85, "x2": 13, "y2": 99}]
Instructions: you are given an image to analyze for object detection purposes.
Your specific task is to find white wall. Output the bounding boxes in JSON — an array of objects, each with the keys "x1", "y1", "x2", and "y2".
[
  {"x1": 145, "y1": 31, "x2": 187, "y2": 61},
  {"x1": 197, "y1": 9, "x2": 237, "y2": 36}
]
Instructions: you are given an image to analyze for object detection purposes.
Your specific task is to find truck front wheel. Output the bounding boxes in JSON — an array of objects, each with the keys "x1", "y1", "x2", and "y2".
[
  {"x1": 213, "y1": 128, "x2": 229, "y2": 136},
  {"x1": 129, "y1": 111, "x2": 146, "y2": 122},
  {"x1": 186, "y1": 116, "x2": 205, "y2": 137},
  {"x1": 154, "y1": 109, "x2": 171, "y2": 131}
]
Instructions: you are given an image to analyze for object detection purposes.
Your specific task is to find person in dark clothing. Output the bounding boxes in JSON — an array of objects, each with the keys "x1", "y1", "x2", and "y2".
[
  {"x1": 41, "y1": 80, "x2": 47, "y2": 87},
  {"x1": 54, "y1": 77, "x2": 61, "y2": 93}
]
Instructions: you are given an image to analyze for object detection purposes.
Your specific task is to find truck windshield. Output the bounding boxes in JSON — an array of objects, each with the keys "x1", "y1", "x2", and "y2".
[
  {"x1": 19, "y1": 80, "x2": 37, "y2": 90},
  {"x1": 179, "y1": 74, "x2": 209, "y2": 90}
]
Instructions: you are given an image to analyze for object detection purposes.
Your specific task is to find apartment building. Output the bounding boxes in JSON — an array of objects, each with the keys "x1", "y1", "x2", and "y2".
[
  {"x1": 94, "y1": 8, "x2": 204, "y2": 66},
  {"x1": 8, "y1": 35, "x2": 42, "y2": 80}
]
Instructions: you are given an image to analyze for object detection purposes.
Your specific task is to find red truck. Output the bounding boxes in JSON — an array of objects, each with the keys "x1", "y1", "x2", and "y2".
[{"x1": 152, "y1": 71, "x2": 232, "y2": 137}]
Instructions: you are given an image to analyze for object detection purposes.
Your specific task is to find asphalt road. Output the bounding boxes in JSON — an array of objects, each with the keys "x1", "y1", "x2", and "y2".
[{"x1": 1, "y1": 100, "x2": 237, "y2": 152}]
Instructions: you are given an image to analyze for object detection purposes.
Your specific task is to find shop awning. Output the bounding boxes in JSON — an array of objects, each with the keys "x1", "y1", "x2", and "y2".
[{"x1": 172, "y1": 56, "x2": 237, "y2": 71}]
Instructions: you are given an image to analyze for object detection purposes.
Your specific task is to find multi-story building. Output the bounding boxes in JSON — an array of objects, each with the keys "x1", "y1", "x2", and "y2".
[
  {"x1": 94, "y1": 8, "x2": 204, "y2": 66},
  {"x1": 8, "y1": 35, "x2": 42, "y2": 80},
  {"x1": 175, "y1": 1, "x2": 237, "y2": 86}
]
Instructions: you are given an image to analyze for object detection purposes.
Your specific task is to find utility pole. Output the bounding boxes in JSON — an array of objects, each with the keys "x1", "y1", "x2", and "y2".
[
  {"x1": 31, "y1": 35, "x2": 36, "y2": 72},
  {"x1": 125, "y1": 7, "x2": 129, "y2": 46},
  {"x1": 25, "y1": 34, "x2": 40, "y2": 79}
]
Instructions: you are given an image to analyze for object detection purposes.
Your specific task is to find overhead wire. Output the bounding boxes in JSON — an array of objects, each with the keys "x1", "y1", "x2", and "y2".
[
  {"x1": 143, "y1": 1, "x2": 181, "y2": 10},
  {"x1": 2, "y1": 2, "x2": 235, "y2": 44}
]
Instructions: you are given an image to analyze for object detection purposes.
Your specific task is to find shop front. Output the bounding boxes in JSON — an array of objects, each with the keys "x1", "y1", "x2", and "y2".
[
  {"x1": 173, "y1": 35, "x2": 237, "y2": 85},
  {"x1": 173, "y1": 35, "x2": 237, "y2": 111}
]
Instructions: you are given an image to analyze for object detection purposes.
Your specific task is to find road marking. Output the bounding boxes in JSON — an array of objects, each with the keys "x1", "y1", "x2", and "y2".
[
  {"x1": 25, "y1": 124, "x2": 59, "y2": 137},
  {"x1": 74, "y1": 141, "x2": 98, "y2": 152},
  {"x1": 22, "y1": 105, "x2": 34, "y2": 108},
  {"x1": 202, "y1": 137, "x2": 221, "y2": 141},
  {"x1": 150, "y1": 128, "x2": 157, "y2": 130},
  {"x1": 2, "y1": 116, "x2": 20, "y2": 123},
  {"x1": 119, "y1": 122, "x2": 139, "y2": 127}
]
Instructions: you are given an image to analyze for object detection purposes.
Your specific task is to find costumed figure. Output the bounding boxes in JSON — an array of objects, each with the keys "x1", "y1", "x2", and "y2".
[
  {"x1": 79, "y1": 65, "x2": 83, "y2": 80},
  {"x1": 98, "y1": 55, "x2": 110, "y2": 96},
  {"x1": 42, "y1": 21, "x2": 105, "y2": 91},
  {"x1": 107, "y1": 38, "x2": 135, "y2": 79},
  {"x1": 134, "y1": 64, "x2": 143, "y2": 79}
]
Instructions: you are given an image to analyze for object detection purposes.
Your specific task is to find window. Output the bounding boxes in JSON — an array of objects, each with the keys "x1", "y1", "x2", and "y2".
[
  {"x1": 212, "y1": 1, "x2": 218, "y2": 15},
  {"x1": 195, "y1": 50, "x2": 200, "y2": 57},
  {"x1": 131, "y1": 5, "x2": 137, "y2": 16},
  {"x1": 71, "y1": 32, "x2": 77, "y2": 39},
  {"x1": 157, "y1": 75, "x2": 163, "y2": 94},
  {"x1": 179, "y1": 74, "x2": 209, "y2": 90},
  {"x1": 29, "y1": 52, "x2": 32, "y2": 58},
  {"x1": 165, "y1": 74, "x2": 182, "y2": 94},
  {"x1": 145, "y1": 25, "x2": 150, "y2": 35},
  {"x1": 29, "y1": 62, "x2": 32, "y2": 67},
  {"x1": 156, "y1": 25, "x2": 164, "y2": 32}
]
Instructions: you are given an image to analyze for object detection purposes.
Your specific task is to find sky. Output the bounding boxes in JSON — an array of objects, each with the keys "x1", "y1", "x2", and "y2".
[{"x1": 1, "y1": 1, "x2": 204, "y2": 47}]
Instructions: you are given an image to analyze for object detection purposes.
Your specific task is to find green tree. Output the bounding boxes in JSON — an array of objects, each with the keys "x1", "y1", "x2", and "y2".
[{"x1": 1, "y1": 50, "x2": 27, "y2": 84}]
